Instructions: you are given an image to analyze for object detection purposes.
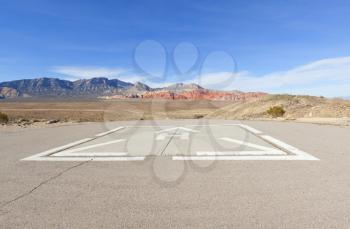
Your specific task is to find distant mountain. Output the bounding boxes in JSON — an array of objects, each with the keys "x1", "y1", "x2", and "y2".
[
  {"x1": 0, "y1": 77, "x2": 133, "y2": 97},
  {"x1": 71, "y1": 78, "x2": 133, "y2": 96},
  {"x1": 160, "y1": 83, "x2": 203, "y2": 92},
  {"x1": 0, "y1": 78, "x2": 73, "y2": 97},
  {"x1": 0, "y1": 77, "x2": 267, "y2": 101}
]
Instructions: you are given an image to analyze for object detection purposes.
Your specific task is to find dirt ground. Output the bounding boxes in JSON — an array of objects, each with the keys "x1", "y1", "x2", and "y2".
[{"x1": 0, "y1": 98, "x2": 231, "y2": 122}]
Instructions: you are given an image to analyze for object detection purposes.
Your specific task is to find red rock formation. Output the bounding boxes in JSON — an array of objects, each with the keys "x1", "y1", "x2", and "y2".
[
  {"x1": 101, "y1": 89, "x2": 267, "y2": 101},
  {"x1": 141, "y1": 89, "x2": 266, "y2": 101}
]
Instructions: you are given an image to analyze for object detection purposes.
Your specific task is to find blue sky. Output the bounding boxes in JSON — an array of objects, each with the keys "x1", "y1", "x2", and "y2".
[{"x1": 1, "y1": 0, "x2": 350, "y2": 97}]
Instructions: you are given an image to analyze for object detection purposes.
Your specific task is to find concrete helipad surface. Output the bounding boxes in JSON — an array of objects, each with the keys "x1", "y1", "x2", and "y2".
[
  {"x1": 22, "y1": 123, "x2": 318, "y2": 161},
  {"x1": 2, "y1": 120, "x2": 350, "y2": 228}
]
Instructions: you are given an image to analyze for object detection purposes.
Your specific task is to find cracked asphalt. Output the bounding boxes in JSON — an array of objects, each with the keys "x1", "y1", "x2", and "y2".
[{"x1": 1, "y1": 120, "x2": 350, "y2": 228}]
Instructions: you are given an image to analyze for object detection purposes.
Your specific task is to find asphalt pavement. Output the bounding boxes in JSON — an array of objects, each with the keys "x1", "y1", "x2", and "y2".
[{"x1": 1, "y1": 119, "x2": 350, "y2": 228}]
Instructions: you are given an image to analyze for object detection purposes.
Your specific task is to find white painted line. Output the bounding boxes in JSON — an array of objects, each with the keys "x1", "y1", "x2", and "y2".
[
  {"x1": 21, "y1": 138, "x2": 94, "y2": 161},
  {"x1": 156, "y1": 132, "x2": 190, "y2": 140},
  {"x1": 156, "y1": 133, "x2": 166, "y2": 140},
  {"x1": 124, "y1": 124, "x2": 240, "y2": 128},
  {"x1": 196, "y1": 150, "x2": 286, "y2": 156},
  {"x1": 126, "y1": 125, "x2": 222, "y2": 128},
  {"x1": 28, "y1": 156, "x2": 145, "y2": 161},
  {"x1": 220, "y1": 137, "x2": 277, "y2": 151},
  {"x1": 156, "y1": 127, "x2": 199, "y2": 133},
  {"x1": 125, "y1": 125, "x2": 174, "y2": 128},
  {"x1": 95, "y1": 127, "x2": 125, "y2": 137},
  {"x1": 238, "y1": 124, "x2": 263, "y2": 134},
  {"x1": 260, "y1": 135, "x2": 319, "y2": 160},
  {"x1": 52, "y1": 139, "x2": 126, "y2": 156},
  {"x1": 52, "y1": 152, "x2": 128, "y2": 157},
  {"x1": 173, "y1": 155, "x2": 317, "y2": 161},
  {"x1": 186, "y1": 124, "x2": 221, "y2": 127}
]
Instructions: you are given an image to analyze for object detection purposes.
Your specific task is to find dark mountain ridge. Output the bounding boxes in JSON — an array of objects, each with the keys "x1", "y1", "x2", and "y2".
[{"x1": 0, "y1": 77, "x2": 134, "y2": 97}]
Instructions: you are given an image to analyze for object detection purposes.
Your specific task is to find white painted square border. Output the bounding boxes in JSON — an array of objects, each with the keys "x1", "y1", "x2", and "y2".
[{"x1": 21, "y1": 124, "x2": 319, "y2": 161}]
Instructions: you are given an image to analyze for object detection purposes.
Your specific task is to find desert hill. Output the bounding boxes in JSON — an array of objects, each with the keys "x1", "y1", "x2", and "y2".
[{"x1": 207, "y1": 94, "x2": 350, "y2": 120}]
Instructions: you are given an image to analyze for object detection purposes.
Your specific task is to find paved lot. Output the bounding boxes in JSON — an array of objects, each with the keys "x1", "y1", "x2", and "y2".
[{"x1": 0, "y1": 120, "x2": 350, "y2": 228}]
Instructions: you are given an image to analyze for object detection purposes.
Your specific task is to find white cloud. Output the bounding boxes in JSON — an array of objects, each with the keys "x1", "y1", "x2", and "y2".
[
  {"x1": 195, "y1": 56, "x2": 350, "y2": 97},
  {"x1": 183, "y1": 71, "x2": 241, "y2": 90},
  {"x1": 52, "y1": 66, "x2": 154, "y2": 84},
  {"x1": 52, "y1": 66, "x2": 126, "y2": 80}
]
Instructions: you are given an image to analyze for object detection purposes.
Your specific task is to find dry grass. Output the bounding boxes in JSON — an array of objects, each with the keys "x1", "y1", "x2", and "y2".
[{"x1": 0, "y1": 112, "x2": 9, "y2": 123}]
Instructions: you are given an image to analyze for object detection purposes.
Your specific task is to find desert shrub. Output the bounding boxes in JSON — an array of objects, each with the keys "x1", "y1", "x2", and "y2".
[
  {"x1": 0, "y1": 112, "x2": 9, "y2": 123},
  {"x1": 267, "y1": 106, "x2": 286, "y2": 118},
  {"x1": 194, "y1": 114, "x2": 204, "y2": 119}
]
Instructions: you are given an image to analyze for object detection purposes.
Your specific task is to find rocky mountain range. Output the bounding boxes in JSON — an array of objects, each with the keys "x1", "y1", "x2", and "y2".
[
  {"x1": 0, "y1": 77, "x2": 134, "y2": 97},
  {"x1": 0, "y1": 77, "x2": 266, "y2": 101}
]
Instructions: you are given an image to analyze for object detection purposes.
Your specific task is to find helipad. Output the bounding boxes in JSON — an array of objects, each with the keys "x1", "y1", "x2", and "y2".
[{"x1": 22, "y1": 124, "x2": 319, "y2": 161}]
